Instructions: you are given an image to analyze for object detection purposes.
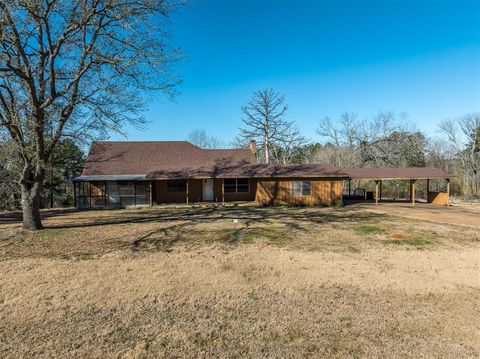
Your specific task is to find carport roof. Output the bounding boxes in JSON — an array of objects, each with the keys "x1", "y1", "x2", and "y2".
[{"x1": 344, "y1": 167, "x2": 454, "y2": 180}]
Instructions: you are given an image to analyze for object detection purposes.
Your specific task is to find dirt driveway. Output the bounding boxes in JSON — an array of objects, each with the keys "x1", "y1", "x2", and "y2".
[{"x1": 349, "y1": 202, "x2": 480, "y2": 227}]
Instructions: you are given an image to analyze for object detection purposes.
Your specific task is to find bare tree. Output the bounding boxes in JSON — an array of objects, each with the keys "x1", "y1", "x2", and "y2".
[
  {"x1": 316, "y1": 112, "x2": 363, "y2": 168},
  {"x1": 0, "y1": 0, "x2": 181, "y2": 229},
  {"x1": 270, "y1": 124, "x2": 309, "y2": 164},
  {"x1": 316, "y1": 111, "x2": 421, "y2": 168},
  {"x1": 239, "y1": 89, "x2": 290, "y2": 164},
  {"x1": 317, "y1": 112, "x2": 362, "y2": 148},
  {"x1": 439, "y1": 113, "x2": 480, "y2": 195},
  {"x1": 187, "y1": 129, "x2": 224, "y2": 149}
]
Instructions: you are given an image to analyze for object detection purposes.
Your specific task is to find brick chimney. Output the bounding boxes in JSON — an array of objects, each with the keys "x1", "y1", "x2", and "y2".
[{"x1": 249, "y1": 140, "x2": 257, "y2": 154}]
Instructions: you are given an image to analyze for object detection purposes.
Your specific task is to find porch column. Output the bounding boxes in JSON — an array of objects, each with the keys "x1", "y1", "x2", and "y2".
[
  {"x1": 446, "y1": 178, "x2": 450, "y2": 206},
  {"x1": 411, "y1": 179, "x2": 416, "y2": 206},
  {"x1": 222, "y1": 179, "x2": 225, "y2": 204},
  {"x1": 148, "y1": 181, "x2": 153, "y2": 206},
  {"x1": 186, "y1": 179, "x2": 189, "y2": 205},
  {"x1": 375, "y1": 180, "x2": 379, "y2": 205},
  {"x1": 348, "y1": 179, "x2": 351, "y2": 197},
  {"x1": 379, "y1": 180, "x2": 383, "y2": 201}
]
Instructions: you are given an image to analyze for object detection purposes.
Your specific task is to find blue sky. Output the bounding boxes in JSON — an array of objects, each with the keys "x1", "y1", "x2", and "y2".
[{"x1": 112, "y1": 0, "x2": 480, "y2": 144}]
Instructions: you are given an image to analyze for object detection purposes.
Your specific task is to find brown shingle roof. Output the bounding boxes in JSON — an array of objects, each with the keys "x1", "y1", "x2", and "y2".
[
  {"x1": 81, "y1": 141, "x2": 257, "y2": 177},
  {"x1": 146, "y1": 163, "x2": 349, "y2": 179},
  {"x1": 344, "y1": 167, "x2": 453, "y2": 180},
  {"x1": 81, "y1": 141, "x2": 348, "y2": 179}
]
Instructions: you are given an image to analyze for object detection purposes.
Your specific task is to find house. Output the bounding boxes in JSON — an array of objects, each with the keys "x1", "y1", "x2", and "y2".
[
  {"x1": 73, "y1": 141, "x2": 348, "y2": 208},
  {"x1": 73, "y1": 141, "x2": 454, "y2": 209}
]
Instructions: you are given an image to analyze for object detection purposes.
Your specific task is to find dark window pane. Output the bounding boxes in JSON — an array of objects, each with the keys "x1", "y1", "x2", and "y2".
[
  {"x1": 167, "y1": 180, "x2": 186, "y2": 192},
  {"x1": 224, "y1": 185, "x2": 236, "y2": 193},
  {"x1": 237, "y1": 179, "x2": 249, "y2": 192},
  {"x1": 224, "y1": 179, "x2": 236, "y2": 186},
  {"x1": 302, "y1": 181, "x2": 312, "y2": 195}
]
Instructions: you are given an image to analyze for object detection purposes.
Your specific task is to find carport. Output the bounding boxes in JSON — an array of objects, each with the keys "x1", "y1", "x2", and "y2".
[{"x1": 343, "y1": 167, "x2": 454, "y2": 206}]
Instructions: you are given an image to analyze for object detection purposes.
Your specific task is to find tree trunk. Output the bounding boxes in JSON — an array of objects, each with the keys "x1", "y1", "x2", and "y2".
[
  {"x1": 21, "y1": 177, "x2": 44, "y2": 230},
  {"x1": 264, "y1": 133, "x2": 269, "y2": 164}
]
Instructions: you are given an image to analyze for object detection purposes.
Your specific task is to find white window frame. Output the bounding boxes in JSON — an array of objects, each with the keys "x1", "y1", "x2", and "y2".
[{"x1": 292, "y1": 181, "x2": 312, "y2": 196}]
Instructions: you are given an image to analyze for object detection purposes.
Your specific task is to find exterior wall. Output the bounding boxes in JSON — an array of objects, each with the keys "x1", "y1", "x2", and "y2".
[
  {"x1": 154, "y1": 178, "x2": 255, "y2": 204},
  {"x1": 255, "y1": 178, "x2": 344, "y2": 206},
  {"x1": 76, "y1": 178, "x2": 343, "y2": 208},
  {"x1": 215, "y1": 179, "x2": 256, "y2": 202},
  {"x1": 427, "y1": 191, "x2": 449, "y2": 206},
  {"x1": 155, "y1": 179, "x2": 203, "y2": 203}
]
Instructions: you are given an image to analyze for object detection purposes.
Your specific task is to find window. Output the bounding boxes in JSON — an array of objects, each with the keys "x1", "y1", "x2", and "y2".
[
  {"x1": 292, "y1": 181, "x2": 312, "y2": 196},
  {"x1": 167, "y1": 180, "x2": 187, "y2": 192},
  {"x1": 224, "y1": 178, "x2": 250, "y2": 193}
]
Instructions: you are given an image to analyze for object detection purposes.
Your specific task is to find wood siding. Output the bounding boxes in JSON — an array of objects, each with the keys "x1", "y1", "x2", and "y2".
[
  {"x1": 255, "y1": 178, "x2": 343, "y2": 206},
  {"x1": 154, "y1": 178, "x2": 255, "y2": 203},
  {"x1": 155, "y1": 179, "x2": 202, "y2": 203},
  {"x1": 154, "y1": 178, "x2": 342, "y2": 205},
  {"x1": 427, "y1": 191, "x2": 449, "y2": 206}
]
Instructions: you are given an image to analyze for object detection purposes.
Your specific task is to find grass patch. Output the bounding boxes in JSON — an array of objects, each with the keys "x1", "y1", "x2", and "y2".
[
  {"x1": 352, "y1": 224, "x2": 385, "y2": 235},
  {"x1": 383, "y1": 233, "x2": 438, "y2": 247}
]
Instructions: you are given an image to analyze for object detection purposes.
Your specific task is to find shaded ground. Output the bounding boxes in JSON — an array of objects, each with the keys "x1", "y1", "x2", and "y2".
[
  {"x1": 0, "y1": 205, "x2": 479, "y2": 358},
  {"x1": 349, "y1": 201, "x2": 480, "y2": 227}
]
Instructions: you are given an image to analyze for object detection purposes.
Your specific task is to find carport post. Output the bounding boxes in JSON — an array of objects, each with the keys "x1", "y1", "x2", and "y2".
[
  {"x1": 446, "y1": 178, "x2": 450, "y2": 206},
  {"x1": 375, "y1": 180, "x2": 380, "y2": 205},
  {"x1": 411, "y1": 179, "x2": 416, "y2": 206},
  {"x1": 426, "y1": 179, "x2": 430, "y2": 203},
  {"x1": 379, "y1": 180, "x2": 383, "y2": 201},
  {"x1": 186, "y1": 180, "x2": 189, "y2": 205}
]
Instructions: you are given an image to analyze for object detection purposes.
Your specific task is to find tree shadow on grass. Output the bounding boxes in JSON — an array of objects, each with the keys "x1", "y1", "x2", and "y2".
[
  {"x1": 102, "y1": 206, "x2": 388, "y2": 253},
  {"x1": 46, "y1": 205, "x2": 387, "y2": 231}
]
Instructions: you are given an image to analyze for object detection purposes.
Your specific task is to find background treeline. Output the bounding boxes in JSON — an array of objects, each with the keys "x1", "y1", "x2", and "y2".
[
  {"x1": 190, "y1": 89, "x2": 480, "y2": 200},
  {"x1": 0, "y1": 139, "x2": 84, "y2": 211},
  {"x1": 1, "y1": 88, "x2": 478, "y2": 211}
]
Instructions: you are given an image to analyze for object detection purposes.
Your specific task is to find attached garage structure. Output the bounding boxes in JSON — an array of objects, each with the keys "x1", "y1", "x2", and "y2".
[{"x1": 344, "y1": 167, "x2": 454, "y2": 206}]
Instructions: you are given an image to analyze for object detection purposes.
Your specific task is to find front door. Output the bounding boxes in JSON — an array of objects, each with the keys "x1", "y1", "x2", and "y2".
[{"x1": 203, "y1": 179, "x2": 214, "y2": 201}]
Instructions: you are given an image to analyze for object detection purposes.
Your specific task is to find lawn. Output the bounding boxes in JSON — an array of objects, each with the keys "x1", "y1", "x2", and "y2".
[{"x1": 0, "y1": 205, "x2": 479, "y2": 358}]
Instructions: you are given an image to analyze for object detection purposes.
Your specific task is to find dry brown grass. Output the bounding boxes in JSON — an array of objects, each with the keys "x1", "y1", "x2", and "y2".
[{"x1": 0, "y1": 205, "x2": 479, "y2": 358}]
